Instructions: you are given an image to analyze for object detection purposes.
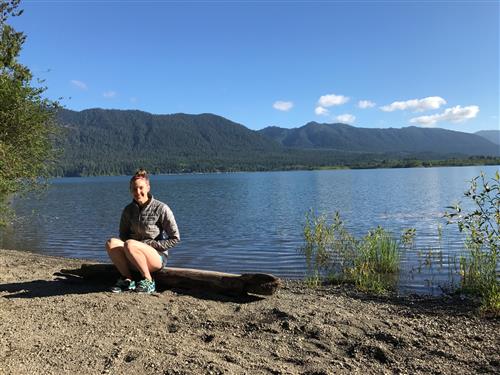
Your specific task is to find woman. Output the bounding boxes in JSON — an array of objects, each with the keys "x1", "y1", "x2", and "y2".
[{"x1": 105, "y1": 169, "x2": 180, "y2": 293}]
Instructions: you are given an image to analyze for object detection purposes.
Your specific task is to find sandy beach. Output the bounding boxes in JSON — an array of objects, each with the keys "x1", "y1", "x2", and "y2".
[{"x1": 0, "y1": 248, "x2": 498, "y2": 374}]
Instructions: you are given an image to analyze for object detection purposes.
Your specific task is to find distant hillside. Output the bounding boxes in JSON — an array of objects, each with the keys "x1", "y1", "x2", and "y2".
[
  {"x1": 475, "y1": 130, "x2": 500, "y2": 145},
  {"x1": 259, "y1": 122, "x2": 499, "y2": 156},
  {"x1": 53, "y1": 109, "x2": 500, "y2": 176},
  {"x1": 56, "y1": 108, "x2": 283, "y2": 176}
]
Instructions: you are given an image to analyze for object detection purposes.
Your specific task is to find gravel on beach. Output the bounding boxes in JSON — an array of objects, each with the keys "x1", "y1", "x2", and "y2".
[{"x1": 0, "y1": 248, "x2": 498, "y2": 375}]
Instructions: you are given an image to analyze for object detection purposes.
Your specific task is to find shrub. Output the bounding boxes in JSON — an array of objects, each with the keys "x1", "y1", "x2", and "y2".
[{"x1": 445, "y1": 171, "x2": 499, "y2": 315}]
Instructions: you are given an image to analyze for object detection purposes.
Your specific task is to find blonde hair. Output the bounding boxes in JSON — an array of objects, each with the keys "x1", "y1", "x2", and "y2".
[{"x1": 130, "y1": 169, "x2": 149, "y2": 188}]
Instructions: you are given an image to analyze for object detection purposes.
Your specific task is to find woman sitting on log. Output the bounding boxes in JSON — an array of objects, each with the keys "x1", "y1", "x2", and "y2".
[{"x1": 105, "y1": 169, "x2": 180, "y2": 293}]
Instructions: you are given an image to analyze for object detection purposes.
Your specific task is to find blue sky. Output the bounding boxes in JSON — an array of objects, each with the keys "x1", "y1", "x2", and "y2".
[{"x1": 12, "y1": 0, "x2": 499, "y2": 132}]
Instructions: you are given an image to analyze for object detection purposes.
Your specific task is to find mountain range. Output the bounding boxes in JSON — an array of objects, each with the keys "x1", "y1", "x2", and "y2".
[
  {"x1": 475, "y1": 130, "x2": 500, "y2": 145},
  {"x1": 54, "y1": 108, "x2": 499, "y2": 176},
  {"x1": 258, "y1": 122, "x2": 499, "y2": 155}
]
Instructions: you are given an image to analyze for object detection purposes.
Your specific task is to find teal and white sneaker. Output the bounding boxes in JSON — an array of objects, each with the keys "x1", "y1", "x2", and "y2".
[
  {"x1": 110, "y1": 278, "x2": 136, "y2": 293},
  {"x1": 135, "y1": 279, "x2": 156, "y2": 294}
]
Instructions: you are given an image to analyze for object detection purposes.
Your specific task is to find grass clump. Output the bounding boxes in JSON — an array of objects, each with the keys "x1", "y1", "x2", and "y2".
[
  {"x1": 459, "y1": 244, "x2": 499, "y2": 315},
  {"x1": 349, "y1": 227, "x2": 401, "y2": 293},
  {"x1": 301, "y1": 210, "x2": 412, "y2": 293}
]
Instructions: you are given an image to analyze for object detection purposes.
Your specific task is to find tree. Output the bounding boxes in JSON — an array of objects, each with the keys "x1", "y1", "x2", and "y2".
[{"x1": 0, "y1": 0, "x2": 58, "y2": 224}]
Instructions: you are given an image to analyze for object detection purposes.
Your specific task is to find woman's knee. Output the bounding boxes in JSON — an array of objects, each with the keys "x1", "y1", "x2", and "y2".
[
  {"x1": 123, "y1": 240, "x2": 141, "y2": 256},
  {"x1": 106, "y1": 238, "x2": 123, "y2": 252}
]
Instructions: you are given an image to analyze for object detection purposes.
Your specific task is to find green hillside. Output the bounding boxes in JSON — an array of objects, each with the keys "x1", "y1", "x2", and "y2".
[
  {"x1": 259, "y1": 122, "x2": 500, "y2": 155},
  {"x1": 55, "y1": 109, "x2": 284, "y2": 176},
  {"x1": 53, "y1": 109, "x2": 500, "y2": 176}
]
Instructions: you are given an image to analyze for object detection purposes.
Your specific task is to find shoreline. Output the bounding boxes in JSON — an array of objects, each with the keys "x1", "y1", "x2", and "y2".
[
  {"x1": 51, "y1": 162, "x2": 500, "y2": 179},
  {"x1": 1, "y1": 248, "x2": 499, "y2": 374}
]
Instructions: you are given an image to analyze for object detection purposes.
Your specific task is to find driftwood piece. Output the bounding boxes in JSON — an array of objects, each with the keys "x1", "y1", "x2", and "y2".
[{"x1": 58, "y1": 264, "x2": 281, "y2": 296}]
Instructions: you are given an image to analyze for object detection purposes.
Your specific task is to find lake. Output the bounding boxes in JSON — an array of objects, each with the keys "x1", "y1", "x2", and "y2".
[{"x1": 1, "y1": 165, "x2": 498, "y2": 295}]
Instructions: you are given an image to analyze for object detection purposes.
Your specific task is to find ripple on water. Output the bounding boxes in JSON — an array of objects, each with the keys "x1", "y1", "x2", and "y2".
[{"x1": 1, "y1": 166, "x2": 498, "y2": 294}]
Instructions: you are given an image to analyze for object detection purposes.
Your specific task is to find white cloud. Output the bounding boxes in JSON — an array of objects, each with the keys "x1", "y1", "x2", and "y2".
[
  {"x1": 409, "y1": 105, "x2": 480, "y2": 127},
  {"x1": 380, "y1": 96, "x2": 446, "y2": 112},
  {"x1": 103, "y1": 90, "x2": 117, "y2": 98},
  {"x1": 130, "y1": 97, "x2": 138, "y2": 103},
  {"x1": 358, "y1": 100, "x2": 376, "y2": 109},
  {"x1": 70, "y1": 80, "x2": 87, "y2": 90},
  {"x1": 315, "y1": 106, "x2": 329, "y2": 116},
  {"x1": 336, "y1": 114, "x2": 356, "y2": 124},
  {"x1": 273, "y1": 100, "x2": 293, "y2": 111},
  {"x1": 318, "y1": 94, "x2": 349, "y2": 107}
]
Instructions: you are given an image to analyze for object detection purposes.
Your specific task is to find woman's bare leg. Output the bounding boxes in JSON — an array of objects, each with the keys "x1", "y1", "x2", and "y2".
[
  {"x1": 105, "y1": 238, "x2": 133, "y2": 279},
  {"x1": 123, "y1": 240, "x2": 162, "y2": 281}
]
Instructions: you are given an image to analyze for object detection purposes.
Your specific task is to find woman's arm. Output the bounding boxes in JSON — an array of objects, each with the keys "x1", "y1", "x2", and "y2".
[
  {"x1": 145, "y1": 204, "x2": 180, "y2": 252},
  {"x1": 119, "y1": 207, "x2": 131, "y2": 241}
]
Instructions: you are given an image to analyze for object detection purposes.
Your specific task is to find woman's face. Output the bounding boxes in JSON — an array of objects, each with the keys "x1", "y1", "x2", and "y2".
[{"x1": 130, "y1": 178, "x2": 150, "y2": 205}]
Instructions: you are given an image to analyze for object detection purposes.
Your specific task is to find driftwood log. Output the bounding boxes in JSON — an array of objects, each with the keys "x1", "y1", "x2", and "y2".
[{"x1": 58, "y1": 264, "x2": 281, "y2": 296}]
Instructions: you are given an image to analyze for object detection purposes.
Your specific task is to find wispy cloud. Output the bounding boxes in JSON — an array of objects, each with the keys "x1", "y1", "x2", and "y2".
[
  {"x1": 315, "y1": 106, "x2": 329, "y2": 116},
  {"x1": 103, "y1": 90, "x2": 117, "y2": 98},
  {"x1": 70, "y1": 80, "x2": 87, "y2": 90},
  {"x1": 336, "y1": 114, "x2": 356, "y2": 124},
  {"x1": 409, "y1": 105, "x2": 479, "y2": 127},
  {"x1": 130, "y1": 97, "x2": 138, "y2": 103},
  {"x1": 358, "y1": 100, "x2": 375, "y2": 109},
  {"x1": 273, "y1": 100, "x2": 293, "y2": 112},
  {"x1": 380, "y1": 96, "x2": 446, "y2": 112},
  {"x1": 318, "y1": 93, "x2": 349, "y2": 107}
]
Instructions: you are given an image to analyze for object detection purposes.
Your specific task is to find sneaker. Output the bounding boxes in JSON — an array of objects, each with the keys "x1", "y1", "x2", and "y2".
[
  {"x1": 110, "y1": 278, "x2": 136, "y2": 293},
  {"x1": 135, "y1": 278, "x2": 156, "y2": 294}
]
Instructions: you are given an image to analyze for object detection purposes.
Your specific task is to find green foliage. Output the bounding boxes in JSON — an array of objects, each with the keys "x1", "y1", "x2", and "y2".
[
  {"x1": 51, "y1": 108, "x2": 500, "y2": 177},
  {"x1": 356, "y1": 227, "x2": 400, "y2": 273},
  {"x1": 259, "y1": 122, "x2": 500, "y2": 156},
  {"x1": 0, "y1": 0, "x2": 58, "y2": 224},
  {"x1": 304, "y1": 272, "x2": 322, "y2": 288},
  {"x1": 445, "y1": 171, "x2": 500, "y2": 315},
  {"x1": 301, "y1": 211, "x2": 356, "y2": 280},
  {"x1": 301, "y1": 210, "x2": 410, "y2": 293}
]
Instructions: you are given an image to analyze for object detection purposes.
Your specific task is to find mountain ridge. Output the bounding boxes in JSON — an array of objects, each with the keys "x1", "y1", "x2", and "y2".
[
  {"x1": 475, "y1": 130, "x2": 500, "y2": 145},
  {"x1": 258, "y1": 122, "x2": 499, "y2": 155},
  {"x1": 54, "y1": 108, "x2": 499, "y2": 176}
]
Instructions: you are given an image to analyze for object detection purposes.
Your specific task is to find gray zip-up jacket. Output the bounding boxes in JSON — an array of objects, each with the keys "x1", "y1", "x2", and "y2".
[{"x1": 119, "y1": 195, "x2": 180, "y2": 255}]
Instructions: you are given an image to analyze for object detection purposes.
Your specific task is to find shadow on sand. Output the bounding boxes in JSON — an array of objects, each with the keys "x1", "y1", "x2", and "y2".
[{"x1": 0, "y1": 267, "x2": 264, "y2": 304}]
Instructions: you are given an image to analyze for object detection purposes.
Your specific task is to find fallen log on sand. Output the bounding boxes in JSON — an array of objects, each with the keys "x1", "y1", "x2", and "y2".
[{"x1": 58, "y1": 264, "x2": 281, "y2": 296}]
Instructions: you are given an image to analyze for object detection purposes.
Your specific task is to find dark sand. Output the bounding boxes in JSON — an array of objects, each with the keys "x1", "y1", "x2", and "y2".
[{"x1": 0, "y1": 249, "x2": 498, "y2": 374}]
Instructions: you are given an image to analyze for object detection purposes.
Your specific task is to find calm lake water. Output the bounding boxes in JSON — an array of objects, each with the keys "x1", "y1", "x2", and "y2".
[{"x1": 1, "y1": 166, "x2": 499, "y2": 295}]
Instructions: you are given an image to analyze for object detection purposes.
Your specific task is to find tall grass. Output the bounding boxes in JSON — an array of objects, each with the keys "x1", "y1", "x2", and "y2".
[
  {"x1": 301, "y1": 210, "x2": 412, "y2": 293},
  {"x1": 357, "y1": 227, "x2": 400, "y2": 273},
  {"x1": 301, "y1": 171, "x2": 499, "y2": 316},
  {"x1": 459, "y1": 241, "x2": 499, "y2": 315}
]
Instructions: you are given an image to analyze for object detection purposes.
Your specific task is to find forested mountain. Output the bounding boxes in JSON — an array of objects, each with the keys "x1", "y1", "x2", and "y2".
[
  {"x1": 55, "y1": 108, "x2": 284, "y2": 176},
  {"x1": 475, "y1": 130, "x2": 500, "y2": 145},
  {"x1": 259, "y1": 122, "x2": 500, "y2": 155},
  {"x1": 53, "y1": 109, "x2": 499, "y2": 176}
]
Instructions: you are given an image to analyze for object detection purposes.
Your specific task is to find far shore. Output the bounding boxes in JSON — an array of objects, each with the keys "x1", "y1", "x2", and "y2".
[
  {"x1": 52, "y1": 160, "x2": 500, "y2": 179},
  {"x1": 1, "y1": 248, "x2": 498, "y2": 374}
]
